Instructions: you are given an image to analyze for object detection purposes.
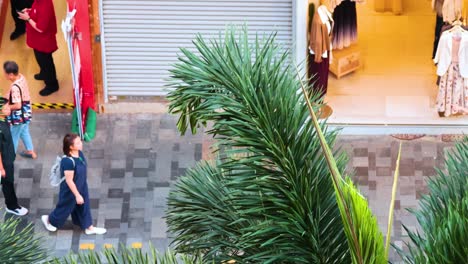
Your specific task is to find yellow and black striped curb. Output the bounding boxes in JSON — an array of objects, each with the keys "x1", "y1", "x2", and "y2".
[{"x1": 32, "y1": 103, "x2": 74, "y2": 110}]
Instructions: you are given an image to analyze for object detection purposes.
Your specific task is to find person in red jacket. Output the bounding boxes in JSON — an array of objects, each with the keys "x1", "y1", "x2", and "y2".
[{"x1": 17, "y1": 0, "x2": 59, "y2": 96}]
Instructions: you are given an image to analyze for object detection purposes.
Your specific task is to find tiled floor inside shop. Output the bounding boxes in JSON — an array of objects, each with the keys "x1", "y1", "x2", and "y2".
[
  {"x1": 325, "y1": 0, "x2": 468, "y2": 125},
  {"x1": 0, "y1": 113, "x2": 460, "y2": 262}
]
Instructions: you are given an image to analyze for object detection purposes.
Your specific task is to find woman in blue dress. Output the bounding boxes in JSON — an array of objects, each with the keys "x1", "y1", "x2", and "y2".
[{"x1": 41, "y1": 133, "x2": 106, "y2": 235}]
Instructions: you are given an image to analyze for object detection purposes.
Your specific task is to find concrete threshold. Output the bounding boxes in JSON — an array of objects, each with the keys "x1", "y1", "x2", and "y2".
[
  {"x1": 330, "y1": 124, "x2": 467, "y2": 135},
  {"x1": 100, "y1": 102, "x2": 169, "y2": 114}
]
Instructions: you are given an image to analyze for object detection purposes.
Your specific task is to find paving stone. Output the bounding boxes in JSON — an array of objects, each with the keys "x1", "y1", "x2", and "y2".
[
  {"x1": 151, "y1": 218, "x2": 167, "y2": 238},
  {"x1": 133, "y1": 168, "x2": 149, "y2": 178},
  {"x1": 353, "y1": 148, "x2": 368, "y2": 157},
  {"x1": 110, "y1": 160, "x2": 126, "y2": 169},
  {"x1": 130, "y1": 197, "x2": 147, "y2": 209},
  {"x1": 151, "y1": 238, "x2": 172, "y2": 253},
  {"x1": 110, "y1": 169, "x2": 125, "y2": 178},
  {"x1": 173, "y1": 143, "x2": 180, "y2": 151},
  {"x1": 18, "y1": 168, "x2": 34, "y2": 178},
  {"x1": 0, "y1": 114, "x2": 458, "y2": 263},
  {"x1": 133, "y1": 158, "x2": 150, "y2": 169},
  {"x1": 354, "y1": 166, "x2": 369, "y2": 177},
  {"x1": 108, "y1": 188, "x2": 124, "y2": 198}
]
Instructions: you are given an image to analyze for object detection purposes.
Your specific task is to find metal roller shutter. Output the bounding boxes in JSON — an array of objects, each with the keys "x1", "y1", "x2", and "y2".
[{"x1": 100, "y1": 0, "x2": 294, "y2": 97}]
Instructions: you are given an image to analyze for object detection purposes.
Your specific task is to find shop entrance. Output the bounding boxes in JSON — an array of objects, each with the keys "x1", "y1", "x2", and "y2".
[
  {"x1": 324, "y1": 0, "x2": 467, "y2": 125},
  {"x1": 0, "y1": 0, "x2": 73, "y2": 111}
]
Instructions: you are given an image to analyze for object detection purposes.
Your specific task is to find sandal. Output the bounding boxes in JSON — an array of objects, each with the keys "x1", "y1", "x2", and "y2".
[{"x1": 20, "y1": 151, "x2": 37, "y2": 159}]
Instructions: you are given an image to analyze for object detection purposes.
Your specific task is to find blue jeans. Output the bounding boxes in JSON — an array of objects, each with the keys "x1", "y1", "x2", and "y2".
[{"x1": 10, "y1": 123, "x2": 34, "y2": 153}]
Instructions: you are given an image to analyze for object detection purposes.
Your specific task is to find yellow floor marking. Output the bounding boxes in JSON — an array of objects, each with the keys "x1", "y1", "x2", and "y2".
[
  {"x1": 131, "y1": 242, "x2": 143, "y2": 249},
  {"x1": 79, "y1": 243, "x2": 95, "y2": 250}
]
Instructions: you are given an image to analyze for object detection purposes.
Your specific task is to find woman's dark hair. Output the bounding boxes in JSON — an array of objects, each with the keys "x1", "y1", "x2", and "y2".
[
  {"x1": 3, "y1": 61, "x2": 19, "y2": 75},
  {"x1": 63, "y1": 133, "x2": 79, "y2": 156}
]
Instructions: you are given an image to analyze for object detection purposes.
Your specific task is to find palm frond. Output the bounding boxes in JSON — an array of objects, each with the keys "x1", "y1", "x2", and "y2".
[
  {"x1": 296, "y1": 67, "x2": 386, "y2": 264},
  {"x1": 166, "y1": 161, "x2": 242, "y2": 261},
  {"x1": 385, "y1": 142, "x2": 402, "y2": 258},
  {"x1": 167, "y1": 26, "x2": 350, "y2": 263},
  {"x1": 0, "y1": 214, "x2": 48, "y2": 263},
  {"x1": 399, "y1": 138, "x2": 468, "y2": 264},
  {"x1": 48, "y1": 245, "x2": 203, "y2": 264},
  {"x1": 341, "y1": 178, "x2": 386, "y2": 264}
]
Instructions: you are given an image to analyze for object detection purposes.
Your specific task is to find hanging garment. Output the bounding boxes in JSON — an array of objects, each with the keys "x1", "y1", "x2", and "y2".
[
  {"x1": 323, "y1": 0, "x2": 343, "y2": 11},
  {"x1": 432, "y1": 0, "x2": 446, "y2": 58},
  {"x1": 434, "y1": 29, "x2": 468, "y2": 77},
  {"x1": 436, "y1": 23, "x2": 468, "y2": 84},
  {"x1": 308, "y1": 52, "x2": 330, "y2": 98},
  {"x1": 309, "y1": 6, "x2": 334, "y2": 63},
  {"x1": 432, "y1": 0, "x2": 445, "y2": 17},
  {"x1": 308, "y1": 3, "x2": 315, "y2": 33},
  {"x1": 435, "y1": 31, "x2": 468, "y2": 116},
  {"x1": 332, "y1": 0, "x2": 358, "y2": 50},
  {"x1": 433, "y1": 15, "x2": 446, "y2": 59},
  {"x1": 308, "y1": 5, "x2": 333, "y2": 97},
  {"x1": 442, "y1": 0, "x2": 463, "y2": 22}
]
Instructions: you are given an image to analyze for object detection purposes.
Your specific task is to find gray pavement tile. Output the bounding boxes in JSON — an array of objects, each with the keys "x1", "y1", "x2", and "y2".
[
  {"x1": 0, "y1": 114, "x2": 458, "y2": 263},
  {"x1": 110, "y1": 169, "x2": 125, "y2": 178},
  {"x1": 133, "y1": 158, "x2": 150, "y2": 169},
  {"x1": 151, "y1": 218, "x2": 167, "y2": 238},
  {"x1": 133, "y1": 168, "x2": 149, "y2": 178},
  {"x1": 108, "y1": 188, "x2": 124, "y2": 198},
  {"x1": 18, "y1": 168, "x2": 34, "y2": 178},
  {"x1": 151, "y1": 238, "x2": 172, "y2": 254}
]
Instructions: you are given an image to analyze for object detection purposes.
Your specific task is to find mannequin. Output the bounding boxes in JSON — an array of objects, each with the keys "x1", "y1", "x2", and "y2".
[{"x1": 308, "y1": 4, "x2": 333, "y2": 98}]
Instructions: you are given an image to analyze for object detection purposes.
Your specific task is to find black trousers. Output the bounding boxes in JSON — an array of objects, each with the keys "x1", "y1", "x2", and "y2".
[
  {"x1": 1, "y1": 163, "x2": 19, "y2": 210},
  {"x1": 432, "y1": 15, "x2": 444, "y2": 59},
  {"x1": 33, "y1": 49, "x2": 59, "y2": 89},
  {"x1": 10, "y1": 0, "x2": 33, "y2": 33}
]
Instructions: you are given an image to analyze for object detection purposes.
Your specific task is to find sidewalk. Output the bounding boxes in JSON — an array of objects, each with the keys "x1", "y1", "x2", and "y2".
[{"x1": 0, "y1": 113, "x2": 458, "y2": 261}]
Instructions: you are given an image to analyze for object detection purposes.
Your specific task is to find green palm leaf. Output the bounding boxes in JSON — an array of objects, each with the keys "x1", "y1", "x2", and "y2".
[
  {"x1": 399, "y1": 138, "x2": 468, "y2": 263},
  {"x1": 49, "y1": 246, "x2": 203, "y2": 264},
  {"x1": 0, "y1": 214, "x2": 47, "y2": 263},
  {"x1": 296, "y1": 69, "x2": 386, "y2": 264},
  {"x1": 166, "y1": 26, "x2": 350, "y2": 263}
]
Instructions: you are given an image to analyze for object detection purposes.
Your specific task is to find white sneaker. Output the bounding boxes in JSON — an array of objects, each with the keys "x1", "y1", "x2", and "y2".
[
  {"x1": 41, "y1": 215, "x2": 57, "y2": 232},
  {"x1": 85, "y1": 227, "x2": 107, "y2": 235},
  {"x1": 6, "y1": 206, "x2": 28, "y2": 216}
]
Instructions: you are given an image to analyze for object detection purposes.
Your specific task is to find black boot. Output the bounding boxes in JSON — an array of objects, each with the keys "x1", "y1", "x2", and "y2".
[
  {"x1": 10, "y1": 30, "x2": 25, "y2": 40},
  {"x1": 39, "y1": 86, "x2": 59, "y2": 96},
  {"x1": 34, "y1": 73, "x2": 45, "y2": 80}
]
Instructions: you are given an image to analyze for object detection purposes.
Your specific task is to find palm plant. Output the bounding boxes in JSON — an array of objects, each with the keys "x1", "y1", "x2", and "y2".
[
  {"x1": 0, "y1": 214, "x2": 47, "y2": 263},
  {"x1": 49, "y1": 246, "x2": 203, "y2": 264},
  {"x1": 399, "y1": 139, "x2": 468, "y2": 263},
  {"x1": 166, "y1": 27, "x2": 386, "y2": 263}
]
